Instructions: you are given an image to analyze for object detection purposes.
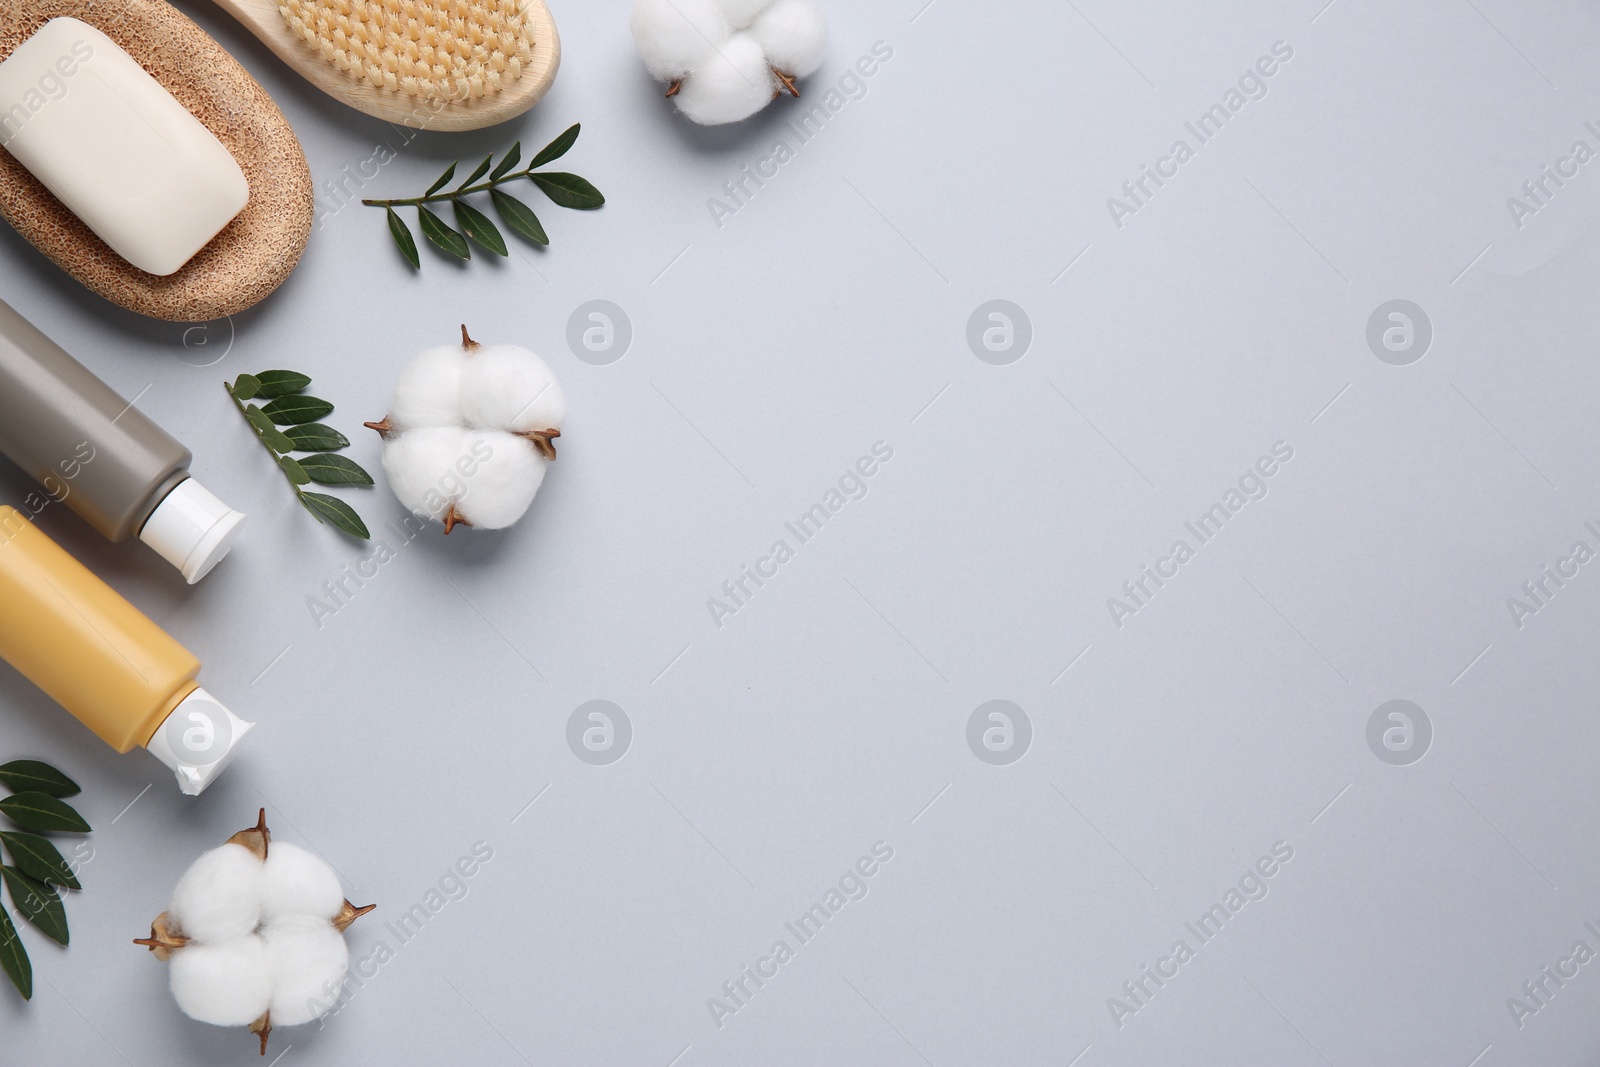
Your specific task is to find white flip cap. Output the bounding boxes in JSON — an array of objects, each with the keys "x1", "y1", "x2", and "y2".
[
  {"x1": 139, "y1": 478, "x2": 246, "y2": 584},
  {"x1": 144, "y1": 688, "x2": 255, "y2": 796}
]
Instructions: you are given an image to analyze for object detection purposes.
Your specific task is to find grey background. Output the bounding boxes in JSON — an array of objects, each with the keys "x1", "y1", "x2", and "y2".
[{"x1": 1, "y1": 0, "x2": 1598, "y2": 1064}]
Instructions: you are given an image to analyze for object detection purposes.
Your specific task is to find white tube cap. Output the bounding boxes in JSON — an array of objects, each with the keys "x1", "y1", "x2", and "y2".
[
  {"x1": 145, "y1": 688, "x2": 255, "y2": 796},
  {"x1": 139, "y1": 478, "x2": 246, "y2": 584}
]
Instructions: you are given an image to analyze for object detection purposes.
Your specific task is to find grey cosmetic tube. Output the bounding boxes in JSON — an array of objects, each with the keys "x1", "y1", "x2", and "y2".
[{"x1": 0, "y1": 300, "x2": 245, "y2": 582}]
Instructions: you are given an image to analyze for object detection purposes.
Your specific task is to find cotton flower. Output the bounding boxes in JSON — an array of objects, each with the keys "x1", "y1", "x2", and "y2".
[
  {"x1": 366, "y1": 326, "x2": 564, "y2": 534},
  {"x1": 136, "y1": 811, "x2": 374, "y2": 1055},
  {"x1": 631, "y1": 0, "x2": 828, "y2": 125}
]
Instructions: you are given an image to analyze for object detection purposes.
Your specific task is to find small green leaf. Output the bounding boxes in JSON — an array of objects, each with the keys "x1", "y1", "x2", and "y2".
[
  {"x1": 278, "y1": 455, "x2": 310, "y2": 485},
  {"x1": 300, "y1": 492, "x2": 370, "y2": 539},
  {"x1": 457, "y1": 153, "x2": 493, "y2": 190},
  {"x1": 491, "y1": 190, "x2": 548, "y2": 245},
  {"x1": 386, "y1": 207, "x2": 420, "y2": 270},
  {"x1": 284, "y1": 423, "x2": 351, "y2": 451},
  {"x1": 0, "y1": 793, "x2": 88, "y2": 834},
  {"x1": 261, "y1": 394, "x2": 335, "y2": 426},
  {"x1": 229, "y1": 374, "x2": 261, "y2": 401},
  {"x1": 1, "y1": 868, "x2": 65, "y2": 946},
  {"x1": 419, "y1": 207, "x2": 470, "y2": 260},
  {"x1": 530, "y1": 172, "x2": 605, "y2": 210},
  {"x1": 0, "y1": 906, "x2": 30, "y2": 1000},
  {"x1": 254, "y1": 370, "x2": 313, "y2": 399},
  {"x1": 300, "y1": 453, "x2": 374, "y2": 486},
  {"x1": 0, "y1": 761, "x2": 78, "y2": 799},
  {"x1": 425, "y1": 161, "x2": 458, "y2": 196},
  {"x1": 263, "y1": 427, "x2": 295, "y2": 454},
  {"x1": 528, "y1": 123, "x2": 580, "y2": 169},
  {"x1": 453, "y1": 199, "x2": 507, "y2": 256},
  {"x1": 0, "y1": 833, "x2": 79, "y2": 890},
  {"x1": 490, "y1": 141, "x2": 521, "y2": 179}
]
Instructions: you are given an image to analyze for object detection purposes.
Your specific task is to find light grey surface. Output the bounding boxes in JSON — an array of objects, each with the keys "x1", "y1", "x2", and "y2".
[{"x1": 2, "y1": 0, "x2": 1599, "y2": 1064}]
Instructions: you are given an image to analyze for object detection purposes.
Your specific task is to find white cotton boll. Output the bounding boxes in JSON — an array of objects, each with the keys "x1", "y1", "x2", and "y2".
[
  {"x1": 169, "y1": 937, "x2": 273, "y2": 1026},
  {"x1": 675, "y1": 34, "x2": 779, "y2": 125},
  {"x1": 716, "y1": 0, "x2": 772, "y2": 30},
  {"x1": 390, "y1": 345, "x2": 467, "y2": 431},
  {"x1": 750, "y1": 0, "x2": 828, "y2": 78},
  {"x1": 455, "y1": 431, "x2": 546, "y2": 530},
  {"x1": 631, "y1": 0, "x2": 730, "y2": 80},
  {"x1": 381, "y1": 426, "x2": 473, "y2": 521},
  {"x1": 260, "y1": 842, "x2": 344, "y2": 923},
  {"x1": 261, "y1": 917, "x2": 350, "y2": 1026},
  {"x1": 459, "y1": 344, "x2": 568, "y2": 434},
  {"x1": 168, "y1": 844, "x2": 263, "y2": 944}
]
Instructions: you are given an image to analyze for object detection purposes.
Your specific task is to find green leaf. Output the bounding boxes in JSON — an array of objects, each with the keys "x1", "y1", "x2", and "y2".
[
  {"x1": 0, "y1": 793, "x2": 88, "y2": 834},
  {"x1": 1, "y1": 868, "x2": 65, "y2": 946},
  {"x1": 453, "y1": 199, "x2": 507, "y2": 256},
  {"x1": 0, "y1": 833, "x2": 79, "y2": 890},
  {"x1": 278, "y1": 455, "x2": 310, "y2": 485},
  {"x1": 283, "y1": 423, "x2": 351, "y2": 451},
  {"x1": 490, "y1": 141, "x2": 521, "y2": 179},
  {"x1": 254, "y1": 370, "x2": 313, "y2": 399},
  {"x1": 491, "y1": 190, "x2": 548, "y2": 246},
  {"x1": 0, "y1": 906, "x2": 30, "y2": 1000},
  {"x1": 528, "y1": 123, "x2": 580, "y2": 169},
  {"x1": 386, "y1": 207, "x2": 420, "y2": 270},
  {"x1": 425, "y1": 161, "x2": 458, "y2": 196},
  {"x1": 229, "y1": 373, "x2": 261, "y2": 401},
  {"x1": 419, "y1": 207, "x2": 470, "y2": 260},
  {"x1": 261, "y1": 394, "x2": 335, "y2": 426},
  {"x1": 300, "y1": 492, "x2": 370, "y2": 539},
  {"x1": 244, "y1": 406, "x2": 295, "y2": 453},
  {"x1": 0, "y1": 761, "x2": 78, "y2": 798},
  {"x1": 300, "y1": 453, "x2": 373, "y2": 486},
  {"x1": 530, "y1": 172, "x2": 605, "y2": 210},
  {"x1": 457, "y1": 153, "x2": 493, "y2": 190}
]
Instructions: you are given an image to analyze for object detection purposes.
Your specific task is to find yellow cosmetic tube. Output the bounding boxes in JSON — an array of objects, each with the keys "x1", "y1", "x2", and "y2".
[{"x1": 0, "y1": 506, "x2": 251, "y2": 793}]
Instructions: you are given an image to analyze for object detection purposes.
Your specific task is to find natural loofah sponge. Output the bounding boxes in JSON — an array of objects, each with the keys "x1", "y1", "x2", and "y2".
[
  {"x1": 631, "y1": 0, "x2": 828, "y2": 124},
  {"x1": 278, "y1": 0, "x2": 534, "y2": 101},
  {"x1": 366, "y1": 326, "x2": 565, "y2": 534},
  {"x1": 137, "y1": 811, "x2": 374, "y2": 1055}
]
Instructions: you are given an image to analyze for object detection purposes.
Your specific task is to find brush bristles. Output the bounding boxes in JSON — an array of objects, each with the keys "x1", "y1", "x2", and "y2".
[{"x1": 279, "y1": 0, "x2": 533, "y2": 101}]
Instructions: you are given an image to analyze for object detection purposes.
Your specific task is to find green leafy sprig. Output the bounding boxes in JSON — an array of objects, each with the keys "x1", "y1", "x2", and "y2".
[
  {"x1": 226, "y1": 371, "x2": 373, "y2": 540},
  {"x1": 362, "y1": 123, "x2": 605, "y2": 269},
  {"x1": 0, "y1": 759, "x2": 88, "y2": 1001}
]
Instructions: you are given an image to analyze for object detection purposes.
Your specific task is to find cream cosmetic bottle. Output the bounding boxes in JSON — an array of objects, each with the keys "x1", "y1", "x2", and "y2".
[
  {"x1": 0, "y1": 299, "x2": 245, "y2": 583},
  {"x1": 0, "y1": 506, "x2": 253, "y2": 794}
]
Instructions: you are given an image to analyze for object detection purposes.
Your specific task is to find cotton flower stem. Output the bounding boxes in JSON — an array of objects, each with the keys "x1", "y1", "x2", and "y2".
[
  {"x1": 460, "y1": 324, "x2": 480, "y2": 351},
  {"x1": 771, "y1": 67, "x2": 799, "y2": 97},
  {"x1": 363, "y1": 417, "x2": 395, "y2": 437},
  {"x1": 226, "y1": 808, "x2": 271, "y2": 861},
  {"x1": 132, "y1": 912, "x2": 188, "y2": 960},
  {"x1": 665, "y1": 78, "x2": 682, "y2": 97},
  {"x1": 250, "y1": 1011, "x2": 271, "y2": 1056},
  {"x1": 334, "y1": 900, "x2": 377, "y2": 932},
  {"x1": 515, "y1": 428, "x2": 560, "y2": 460},
  {"x1": 443, "y1": 504, "x2": 473, "y2": 535}
]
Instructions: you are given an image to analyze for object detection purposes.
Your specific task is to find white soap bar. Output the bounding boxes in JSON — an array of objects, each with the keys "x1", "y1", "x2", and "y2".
[{"x1": 0, "y1": 18, "x2": 249, "y2": 276}]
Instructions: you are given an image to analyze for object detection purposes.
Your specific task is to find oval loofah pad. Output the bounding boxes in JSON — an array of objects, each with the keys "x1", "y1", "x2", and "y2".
[{"x1": 0, "y1": 0, "x2": 313, "y2": 322}]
